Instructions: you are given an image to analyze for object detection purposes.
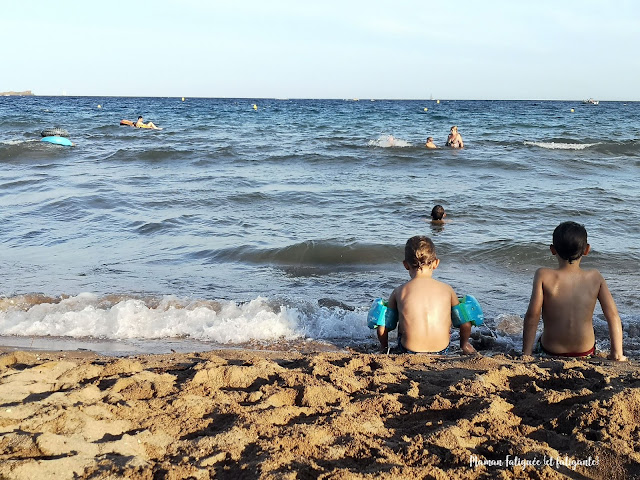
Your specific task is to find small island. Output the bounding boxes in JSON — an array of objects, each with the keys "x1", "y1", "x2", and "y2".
[{"x1": 1, "y1": 90, "x2": 34, "y2": 96}]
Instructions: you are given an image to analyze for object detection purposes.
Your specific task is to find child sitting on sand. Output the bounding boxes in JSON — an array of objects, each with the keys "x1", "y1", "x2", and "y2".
[
  {"x1": 522, "y1": 221, "x2": 626, "y2": 361},
  {"x1": 376, "y1": 236, "x2": 476, "y2": 355},
  {"x1": 430, "y1": 205, "x2": 446, "y2": 224}
]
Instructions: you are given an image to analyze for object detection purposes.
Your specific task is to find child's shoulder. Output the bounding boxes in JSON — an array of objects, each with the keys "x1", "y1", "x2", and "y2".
[
  {"x1": 582, "y1": 267, "x2": 605, "y2": 282},
  {"x1": 533, "y1": 266, "x2": 554, "y2": 278}
]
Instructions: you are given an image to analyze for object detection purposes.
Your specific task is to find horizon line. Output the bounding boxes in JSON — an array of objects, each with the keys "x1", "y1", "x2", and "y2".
[{"x1": 2, "y1": 94, "x2": 638, "y2": 102}]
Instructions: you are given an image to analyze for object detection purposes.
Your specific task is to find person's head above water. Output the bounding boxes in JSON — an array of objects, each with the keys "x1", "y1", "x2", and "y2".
[
  {"x1": 138, "y1": 116, "x2": 143, "y2": 120},
  {"x1": 431, "y1": 204, "x2": 445, "y2": 221},
  {"x1": 404, "y1": 235, "x2": 437, "y2": 271},
  {"x1": 450, "y1": 126, "x2": 458, "y2": 133},
  {"x1": 552, "y1": 221, "x2": 589, "y2": 263}
]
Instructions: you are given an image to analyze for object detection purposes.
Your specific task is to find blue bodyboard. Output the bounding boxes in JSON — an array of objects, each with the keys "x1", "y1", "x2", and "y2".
[{"x1": 42, "y1": 136, "x2": 73, "y2": 147}]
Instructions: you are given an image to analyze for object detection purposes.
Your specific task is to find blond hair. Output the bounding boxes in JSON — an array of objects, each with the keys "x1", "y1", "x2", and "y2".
[{"x1": 404, "y1": 236, "x2": 437, "y2": 269}]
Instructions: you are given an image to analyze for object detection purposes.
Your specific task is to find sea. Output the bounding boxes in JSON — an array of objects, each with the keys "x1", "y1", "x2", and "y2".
[{"x1": 1, "y1": 96, "x2": 639, "y2": 357}]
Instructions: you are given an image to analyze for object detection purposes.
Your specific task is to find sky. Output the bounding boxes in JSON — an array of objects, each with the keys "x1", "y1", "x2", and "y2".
[{"x1": 3, "y1": 0, "x2": 639, "y2": 100}]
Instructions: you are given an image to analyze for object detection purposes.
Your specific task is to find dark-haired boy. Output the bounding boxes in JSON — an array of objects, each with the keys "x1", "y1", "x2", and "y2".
[
  {"x1": 522, "y1": 221, "x2": 626, "y2": 361},
  {"x1": 376, "y1": 235, "x2": 476, "y2": 355}
]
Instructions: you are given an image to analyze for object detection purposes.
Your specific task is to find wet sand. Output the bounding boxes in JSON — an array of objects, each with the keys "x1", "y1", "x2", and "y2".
[{"x1": 0, "y1": 348, "x2": 639, "y2": 479}]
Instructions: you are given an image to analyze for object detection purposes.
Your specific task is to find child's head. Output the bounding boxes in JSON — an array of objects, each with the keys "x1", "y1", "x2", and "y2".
[
  {"x1": 431, "y1": 204, "x2": 445, "y2": 221},
  {"x1": 404, "y1": 236, "x2": 437, "y2": 270},
  {"x1": 427, "y1": 136, "x2": 434, "y2": 142},
  {"x1": 552, "y1": 221, "x2": 588, "y2": 263}
]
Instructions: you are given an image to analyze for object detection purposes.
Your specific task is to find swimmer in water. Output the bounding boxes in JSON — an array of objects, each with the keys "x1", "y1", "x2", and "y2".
[
  {"x1": 425, "y1": 137, "x2": 437, "y2": 149},
  {"x1": 430, "y1": 204, "x2": 446, "y2": 224},
  {"x1": 134, "y1": 116, "x2": 162, "y2": 130},
  {"x1": 445, "y1": 126, "x2": 463, "y2": 148}
]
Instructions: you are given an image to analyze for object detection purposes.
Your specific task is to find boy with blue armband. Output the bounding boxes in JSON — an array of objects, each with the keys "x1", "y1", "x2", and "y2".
[{"x1": 372, "y1": 235, "x2": 477, "y2": 355}]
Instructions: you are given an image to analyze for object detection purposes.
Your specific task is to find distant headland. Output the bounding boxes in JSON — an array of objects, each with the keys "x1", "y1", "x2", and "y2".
[{"x1": 1, "y1": 90, "x2": 34, "y2": 96}]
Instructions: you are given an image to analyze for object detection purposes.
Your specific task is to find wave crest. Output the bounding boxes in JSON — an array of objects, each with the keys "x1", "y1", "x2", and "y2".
[
  {"x1": 523, "y1": 141, "x2": 598, "y2": 150},
  {"x1": 207, "y1": 241, "x2": 400, "y2": 266},
  {"x1": 0, "y1": 293, "x2": 369, "y2": 344},
  {"x1": 368, "y1": 135, "x2": 412, "y2": 148}
]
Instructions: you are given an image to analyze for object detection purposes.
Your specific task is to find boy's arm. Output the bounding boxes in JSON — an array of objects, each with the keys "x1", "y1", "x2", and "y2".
[
  {"x1": 522, "y1": 269, "x2": 544, "y2": 355},
  {"x1": 597, "y1": 274, "x2": 627, "y2": 361},
  {"x1": 376, "y1": 326, "x2": 388, "y2": 352},
  {"x1": 388, "y1": 288, "x2": 397, "y2": 311},
  {"x1": 452, "y1": 289, "x2": 476, "y2": 354}
]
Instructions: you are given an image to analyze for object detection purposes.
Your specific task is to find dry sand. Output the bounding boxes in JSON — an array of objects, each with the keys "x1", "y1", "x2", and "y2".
[{"x1": 0, "y1": 348, "x2": 639, "y2": 480}]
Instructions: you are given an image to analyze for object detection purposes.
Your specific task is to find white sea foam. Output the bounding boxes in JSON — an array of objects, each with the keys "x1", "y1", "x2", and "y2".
[
  {"x1": 369, "y1": 135, "x2": 412, "y2": 148},
  {"x1": 2, "y1": 293, "x2": 631, "y2": 354},
  {"x1": 0, "y1": 293, "x2": 370, "y2": 344},
  {"x1": 523, "y1": 141, "x2": 598, "y2": 150}
]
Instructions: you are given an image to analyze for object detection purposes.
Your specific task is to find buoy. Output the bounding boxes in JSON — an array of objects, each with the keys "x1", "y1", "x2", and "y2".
[
  {"x1": 570, "y1": 108, "x2": 575, "y2": 113},
  {"x1": 181, "y1": 97, "x2": 185, "y2": 102},
  {"x1": 423, "y1": 107, "x2": 428, "y2": 112},
  {"x1": 97, "y1": 105, "x2": 102, "y2": 109},
  {"x1": 253, "y1": 104, "x2": 258, "y2": 110},
  {"x1": 436, "y1": 100, "x2": 440, "y2": 104}
]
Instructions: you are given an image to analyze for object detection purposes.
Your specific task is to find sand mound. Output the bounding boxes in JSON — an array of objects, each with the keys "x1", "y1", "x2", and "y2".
[{"x1": 0, "y1": 350, "x2": 638, "y2": 479}]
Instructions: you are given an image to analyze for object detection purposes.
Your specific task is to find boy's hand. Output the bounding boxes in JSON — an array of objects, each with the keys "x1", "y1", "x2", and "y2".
[
  {"x1": 461, "y1": 342, "x2": 477, "y2": 355},
  {"x1": 607, "y1": 352, "x2": 628, "y2": 362}
]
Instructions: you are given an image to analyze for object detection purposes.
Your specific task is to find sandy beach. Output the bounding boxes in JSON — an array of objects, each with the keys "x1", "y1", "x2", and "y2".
[{"x1": 0, "y1": 347, "x2": 638, "y2": 480}]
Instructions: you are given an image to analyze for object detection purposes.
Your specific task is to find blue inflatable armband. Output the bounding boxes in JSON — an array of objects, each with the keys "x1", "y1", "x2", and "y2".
[
  {"x1": 367, "y1": 298, "x2": 398, "y2": 331},
  {"x1": 452, "y1": 295, "x2": 484, "y2": 328}
]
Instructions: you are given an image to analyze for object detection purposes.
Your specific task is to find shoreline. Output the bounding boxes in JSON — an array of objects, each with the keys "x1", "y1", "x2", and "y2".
[
  {"x1": 0, "y1": 335, "x2": 350, "y2": 358},
  {"x1": 1, "y1": 348, "x2": 638, "y2": 479}
]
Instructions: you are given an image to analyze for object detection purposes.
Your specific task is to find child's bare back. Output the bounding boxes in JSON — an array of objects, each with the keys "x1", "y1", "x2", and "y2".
[
  {"x1": 523, "y1": 222, "x2": 625, "y2": 361},
  {"x1": 376, "y1": 236, "x2": 475, "y2": 355},
  {"x1": 528, "y1": 266, "x2": 603, "y2": 354},
  {"x1": 391, "y1": 276, "x2": 456, "y2": 352}
]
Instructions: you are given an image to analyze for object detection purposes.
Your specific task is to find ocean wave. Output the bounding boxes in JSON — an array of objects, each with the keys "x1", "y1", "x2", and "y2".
[
  {"x1": 96, "y1": 147, "x2": 195, "y2": 163},
  {"x1": 522, "y1": 139, "x2": 640, "y2": 155},
  {"x1": 0, "y1": 139, "x2": 73, "y2": 163},
  {"x1": 523, "y1": 141, "x2": 598, "y2": 150},
  {"x1": 202, "y1": 241, "x2": 401, "y2": 266},
  {"x1": 1, "y1": 293, "x2": 637, "y2": 355},
  {"x1": 0, "y1": 293, "x2": 368, "y2": 344},
  {"x1": 132, "y1": 216, "x2": 191, "y2": 235},
  {"x1": 0, "y1": 139, "x2": 31, "y2": 146},
  {"x1": 368, "y1": 135, "x2": 412, "y2": 148},
  {"x1": 194, "y1": 238, "x2": 640, "y2": 272},
  {"x1": 592, "y1": 140, "x2": 640, "y2": 156},
  {"x1": 0, "y1": 292, "x2": 510, "y2": 351}
]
